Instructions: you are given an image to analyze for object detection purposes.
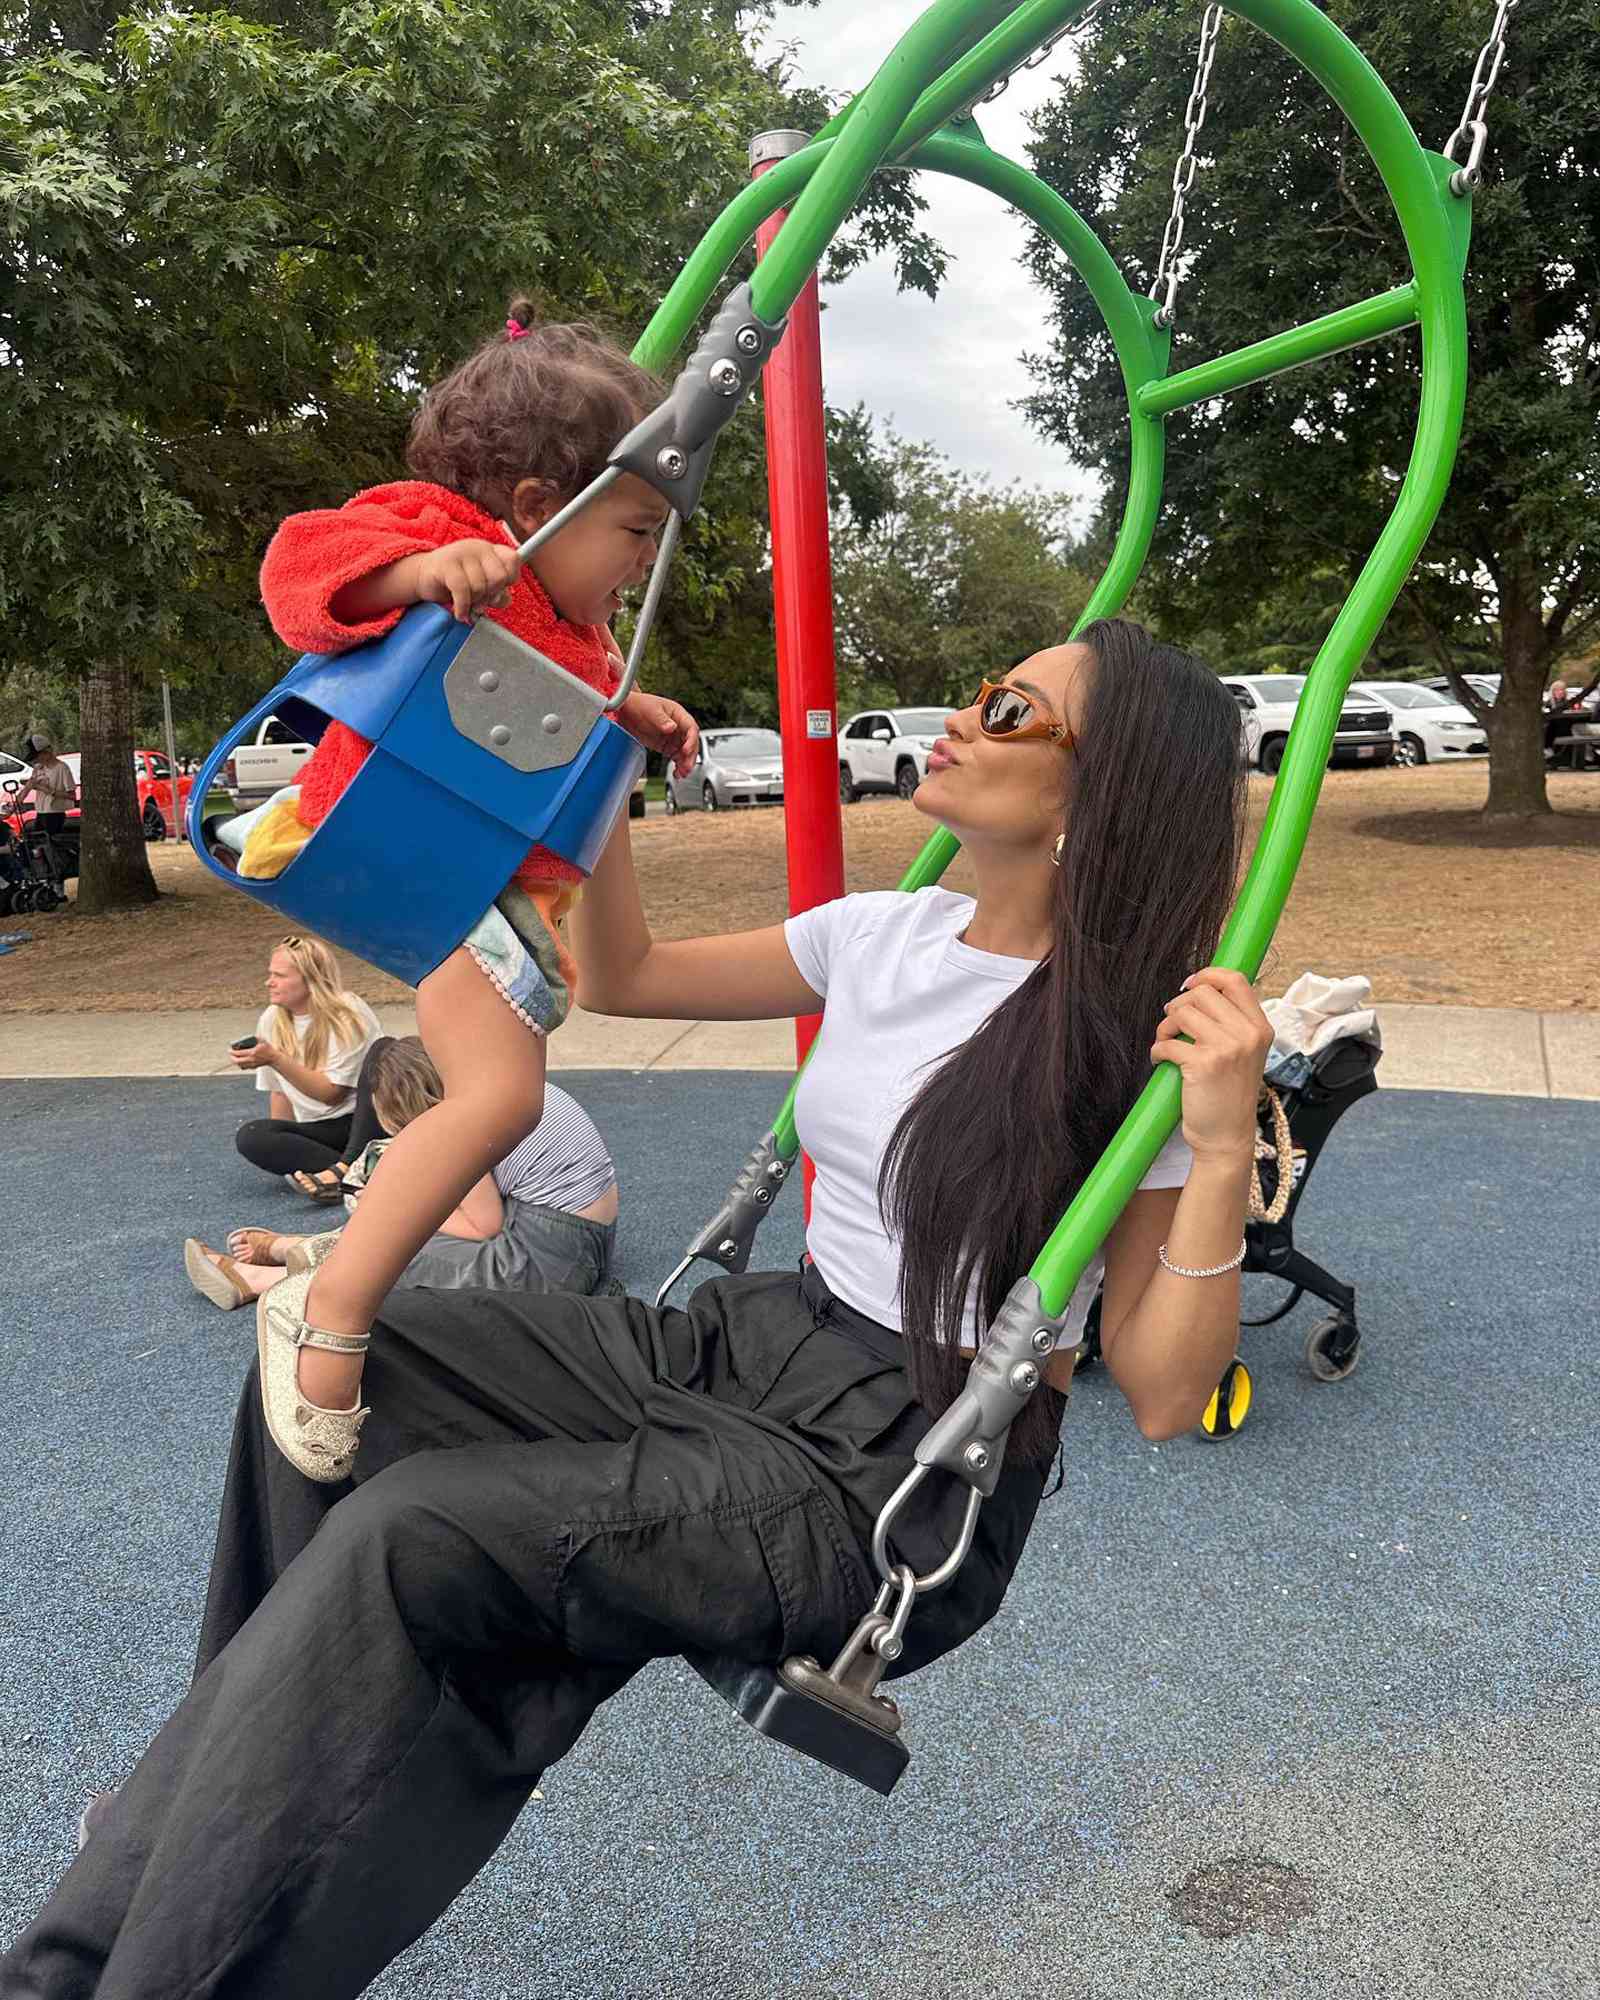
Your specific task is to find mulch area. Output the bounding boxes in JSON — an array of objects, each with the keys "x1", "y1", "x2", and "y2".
[{"x1": 3, "y1": 765, "x2": 1596, "y2": 1015}]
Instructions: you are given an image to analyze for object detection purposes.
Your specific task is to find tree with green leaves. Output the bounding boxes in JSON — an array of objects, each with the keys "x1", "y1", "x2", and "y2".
[
  {"x1": 1022, "y1": 0, "x2": 1596, "y2": 816},
  {"x1": 827, "y1": 407, "x2": 1093, "y2": 712},
  {"x1": 2, "y1": 0, "x2": 943, "y2": 911}
]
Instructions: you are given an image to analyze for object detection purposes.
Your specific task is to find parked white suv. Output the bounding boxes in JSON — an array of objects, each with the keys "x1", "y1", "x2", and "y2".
[
  {"x1": 1222, "y1": 676, "x2": 1394, "y2": 773},
  {"x1": 838, "y1": 705, "x2": 949, "y2": 802}
]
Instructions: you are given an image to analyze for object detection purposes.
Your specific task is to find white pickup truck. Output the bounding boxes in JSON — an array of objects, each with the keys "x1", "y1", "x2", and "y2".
[{"x1": 224, "y1": 716, "x2": 316, "y2": 806}]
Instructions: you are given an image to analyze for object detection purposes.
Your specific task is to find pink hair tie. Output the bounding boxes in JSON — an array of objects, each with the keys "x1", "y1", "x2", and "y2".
[{"x1": 505, "y1": 317, "x2": 531, "y2": 341}]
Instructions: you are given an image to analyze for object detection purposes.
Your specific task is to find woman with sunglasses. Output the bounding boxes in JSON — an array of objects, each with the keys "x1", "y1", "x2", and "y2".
[{"x1": 6, "y1": 621, "x2": 1272, "y2": 1999}]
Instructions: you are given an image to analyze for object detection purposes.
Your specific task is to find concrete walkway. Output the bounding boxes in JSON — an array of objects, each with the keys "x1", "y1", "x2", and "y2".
[{"x1": 1, "y1": 1000, "x2": 1597, "y2": 1097}]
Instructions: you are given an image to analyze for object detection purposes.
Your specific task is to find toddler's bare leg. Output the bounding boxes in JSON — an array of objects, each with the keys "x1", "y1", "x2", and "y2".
[{"x1": 297, "y1": 949, "x2": 546, "y2": 1408}]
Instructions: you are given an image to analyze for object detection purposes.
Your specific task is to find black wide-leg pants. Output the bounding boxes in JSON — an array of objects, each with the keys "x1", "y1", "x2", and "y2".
[{"x1": 2, "y1": 1268, "x2": 1053, "y2": 2000}]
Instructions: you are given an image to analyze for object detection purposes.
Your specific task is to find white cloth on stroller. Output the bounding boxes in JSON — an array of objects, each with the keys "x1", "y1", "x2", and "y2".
[{"x1": 1262, "y1": 972, "x2": 1380, "y2": 1090}]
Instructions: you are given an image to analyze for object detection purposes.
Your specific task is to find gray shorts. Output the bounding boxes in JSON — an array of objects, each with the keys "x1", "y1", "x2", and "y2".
[{"x1": 308, "y1": 1201, "x2": 614, "y2": 1299}]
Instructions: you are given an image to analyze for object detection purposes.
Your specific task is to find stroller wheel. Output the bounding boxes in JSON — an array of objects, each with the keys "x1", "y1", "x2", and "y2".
[
  {"x1": 1198, "y1": 1356, "x2": 1253, "y2": 1440},
  {"x1": 1304, "y1": 1315, "x2": 1360, "y2": 1383}
]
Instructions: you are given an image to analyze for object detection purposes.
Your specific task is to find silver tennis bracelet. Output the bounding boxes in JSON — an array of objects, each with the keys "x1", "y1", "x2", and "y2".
[{"x1": 1157, "y1": 1239, "x2": 1246, "y2": 1279}]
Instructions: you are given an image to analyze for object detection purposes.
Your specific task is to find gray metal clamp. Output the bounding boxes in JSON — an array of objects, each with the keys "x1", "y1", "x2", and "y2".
[
  {"x1": 653, "y1": 1128, "x2": 793, "y2": 1307},
  {"x1": 609, "y1": 283, "x2": 789, "y2": 521}
]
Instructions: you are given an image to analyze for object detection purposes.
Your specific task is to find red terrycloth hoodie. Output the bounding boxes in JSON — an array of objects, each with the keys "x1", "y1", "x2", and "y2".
[{"x1": 258, "y1": 481, "x2": 621, "y2": 890}]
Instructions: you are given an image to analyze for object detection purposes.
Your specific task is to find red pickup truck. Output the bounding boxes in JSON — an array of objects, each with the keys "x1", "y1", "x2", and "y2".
[{"x1": 59, "y1": 750, "x2": 197, "y2": 839}]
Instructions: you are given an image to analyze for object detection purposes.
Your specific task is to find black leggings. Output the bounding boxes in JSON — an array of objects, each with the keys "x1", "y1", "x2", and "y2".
[
  {"x1": 2, "y1": 1267, "x2": 1052, "y2": 1999},
  {"x1": 233, "y1": 1037, "x2": 393, "y2": 1179}
]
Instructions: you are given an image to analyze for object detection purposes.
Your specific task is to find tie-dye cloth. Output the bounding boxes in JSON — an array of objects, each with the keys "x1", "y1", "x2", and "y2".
[{"x1": 464, "y1": 882, "x2": 577, "y2": 1037}]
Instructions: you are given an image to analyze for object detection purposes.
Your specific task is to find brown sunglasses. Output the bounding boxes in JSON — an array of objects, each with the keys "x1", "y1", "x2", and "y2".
[{"x1": 976, "y1": 679, "x2": 1076, "y2": 749}]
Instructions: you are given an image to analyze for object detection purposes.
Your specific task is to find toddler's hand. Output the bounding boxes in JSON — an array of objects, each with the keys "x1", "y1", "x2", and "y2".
[
  {"x1": 615, "y1": 692, "x2": 700, "y2": 778},
  {"x1": 413, "y1": 540, "x2": 523, "y2": 624}
]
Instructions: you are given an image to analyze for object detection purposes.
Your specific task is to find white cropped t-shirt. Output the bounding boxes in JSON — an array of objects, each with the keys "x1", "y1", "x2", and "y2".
[{"x1": 784, "y1": 888, "x2": 1192, "y2": 1350}]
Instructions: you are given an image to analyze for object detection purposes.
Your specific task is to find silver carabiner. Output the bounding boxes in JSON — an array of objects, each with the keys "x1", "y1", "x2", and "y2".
[{"x1": 869, "y1": 1462, "x2": 985, "y2": 1595}]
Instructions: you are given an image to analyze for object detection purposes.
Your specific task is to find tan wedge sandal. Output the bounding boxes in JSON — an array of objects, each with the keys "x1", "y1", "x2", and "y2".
[
  {"x1": 227, "y1": 1227, "x2": 279, "y2": 1265},
  {"x1": 184, "y1": 1238, "x2": 252, "y2": 1312},
  {"x1": 256, "y1": 1269, "x2": 370, "y2": 1483}
]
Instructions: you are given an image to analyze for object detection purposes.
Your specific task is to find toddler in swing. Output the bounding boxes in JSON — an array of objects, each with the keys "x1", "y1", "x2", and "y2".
[{"x1": 242, "y1": 299, "x2": 698, "y2": 1479}]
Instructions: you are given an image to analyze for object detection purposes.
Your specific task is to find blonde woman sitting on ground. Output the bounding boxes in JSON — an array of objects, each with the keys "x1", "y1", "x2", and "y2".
[
  {"x1": 230, "y1": 936, "x2": 383, "y2": 1191},
  {"x1": 190, "y1": 1038, "x2": 619, "y2": 1306}
]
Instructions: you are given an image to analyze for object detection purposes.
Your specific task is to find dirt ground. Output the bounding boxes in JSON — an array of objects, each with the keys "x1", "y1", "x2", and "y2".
[{"x1": 3, "y1": 765, "x2": 1597, "y2": 1015}]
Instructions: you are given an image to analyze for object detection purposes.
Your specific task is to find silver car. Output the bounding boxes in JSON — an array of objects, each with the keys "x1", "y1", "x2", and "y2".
[{"x1": 664, "y1": 728, "x2": 784, "y2": 813}]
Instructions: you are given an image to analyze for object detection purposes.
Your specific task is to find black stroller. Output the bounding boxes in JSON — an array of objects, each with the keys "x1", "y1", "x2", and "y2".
[
  {"x1": 1077, "y1": 1034, "x2": 1382, "y2": 1438},
  {"x1": 0, "y1": 794, "x2": 78, "y2": 913}
]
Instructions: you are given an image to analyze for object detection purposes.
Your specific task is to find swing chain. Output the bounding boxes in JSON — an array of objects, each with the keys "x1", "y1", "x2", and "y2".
[
  {"x1": 1441, "y1": 0, "x2": 1518, "y2": 196},
  {"x1": 973, "y1": 0, "x2": 1108, "y2": 110},
  {"x1": 1148, "y1": 0, "x2": 1225, "y2": 329}
]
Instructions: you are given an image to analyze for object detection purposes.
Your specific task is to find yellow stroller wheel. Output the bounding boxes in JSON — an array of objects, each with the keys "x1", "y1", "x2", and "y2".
[{"x1": 1199, "y1": 1356, "x2": 1253, "y2": 1440}]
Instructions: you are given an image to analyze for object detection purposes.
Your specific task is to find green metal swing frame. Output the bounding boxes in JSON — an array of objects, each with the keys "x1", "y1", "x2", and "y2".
[{"x1": 631, "y1": 0, "x2": 1470, "y2": 1329}]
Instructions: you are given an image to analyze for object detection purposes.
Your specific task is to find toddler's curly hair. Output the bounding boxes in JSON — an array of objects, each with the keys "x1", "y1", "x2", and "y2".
[{"x1": 408, "y1": 297, "x2": 663, "y2": 520}]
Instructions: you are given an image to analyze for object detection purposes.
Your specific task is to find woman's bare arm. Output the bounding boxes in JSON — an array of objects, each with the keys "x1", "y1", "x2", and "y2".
[
  {"x1": 1092, "y1": 1160, "x2": 1249, "y2": 1440},
  {"x1": 268, "y1": 1045, "x2": 349, "y2": 1108},
  {"x1": 572, "y1": 815, "x2": 823, "y2": 1022}
]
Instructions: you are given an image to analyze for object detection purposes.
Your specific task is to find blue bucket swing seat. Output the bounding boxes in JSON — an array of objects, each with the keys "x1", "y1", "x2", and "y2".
[{"x1": 189, "y1": 598, "x2": 646, "y2": 987}]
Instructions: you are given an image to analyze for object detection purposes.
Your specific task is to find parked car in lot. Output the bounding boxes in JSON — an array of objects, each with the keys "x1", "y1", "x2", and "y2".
[
  {"x1": 837, "y1": 706, "x2": 948, "y2": 802},
  {"x1": 1221, "y1": 676, "x2": 1394, "y2": 773},
  {"x1": 664, "y1": 728, "x2": 783, "y2": 813},
  {"x1": 59, "y1": 750, "x2": 193, "y2": 838},
  {"x1": 1422, "y1": 673, "x2": 1500, "y2": 705},
  {"x1": 1351, "y1": 682, "x2": 1487, "y2": 766}
]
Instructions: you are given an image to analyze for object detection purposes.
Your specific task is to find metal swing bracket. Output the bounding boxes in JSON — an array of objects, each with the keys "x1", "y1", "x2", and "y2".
[
  {"x1": 442, "y1": 620, "x2": 614, "y2": 772},
  {"x1": 654, "y1": 1127, "x2": 793, "y2": 1308},
  {"x1": 609, "y1": 282, "x2": 788, "y2": 522},
  {"x1": 747, "y1": 1277, "x2": 1074, "y2": 1793}
]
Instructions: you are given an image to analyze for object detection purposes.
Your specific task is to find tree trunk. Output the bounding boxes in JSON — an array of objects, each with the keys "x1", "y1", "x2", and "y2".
[
  {"x1": 1482, "y1": 567, "x2": 1552, "y2": 818},
  {"x1": 76, "y1": 659, "x2": 160, "y2": 914}
]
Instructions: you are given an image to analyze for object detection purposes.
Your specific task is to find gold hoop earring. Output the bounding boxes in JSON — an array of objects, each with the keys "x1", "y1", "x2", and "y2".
[{"x1": 1051, "y1": 833, "x2": 1064, "y2": 868}]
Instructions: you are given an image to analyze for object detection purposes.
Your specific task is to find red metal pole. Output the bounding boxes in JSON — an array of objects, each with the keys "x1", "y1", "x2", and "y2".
[{"x1": 752, "y1": 130, "x2": 844, "y2": 1208}]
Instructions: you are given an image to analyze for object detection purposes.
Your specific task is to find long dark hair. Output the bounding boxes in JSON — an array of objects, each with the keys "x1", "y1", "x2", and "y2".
[{"x1": 879, "y1": 619, "x2": 1247, "y2": 1464}]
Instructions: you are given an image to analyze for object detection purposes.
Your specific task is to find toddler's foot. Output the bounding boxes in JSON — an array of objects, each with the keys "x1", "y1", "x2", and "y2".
[{"x1": 257, "y1": 1272, "x2": 369, "y2": 1482}]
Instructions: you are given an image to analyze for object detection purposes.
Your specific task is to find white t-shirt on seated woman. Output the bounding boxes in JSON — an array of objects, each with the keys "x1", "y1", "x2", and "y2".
[
  {"x1": 254, "y1": 998, "x2": 383, "y2": 1122},
  {"x1": 784, "y1": 887, "x2": 1192, "y2": 1352}
]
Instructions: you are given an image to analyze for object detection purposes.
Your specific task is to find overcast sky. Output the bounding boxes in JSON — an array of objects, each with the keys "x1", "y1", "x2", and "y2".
[{"x1": 755, "y1": 2, "x2": 1101, "y2": 519}]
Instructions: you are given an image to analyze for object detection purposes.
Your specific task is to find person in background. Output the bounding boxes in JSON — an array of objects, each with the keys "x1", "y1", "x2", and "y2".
[
  {"x1": 189, "y1": 1039, "x2": 619, "y2": 1304},
  {"x1": 12, "y1": 734, "x2": 76, "y2": 834},
  {"x1": 232, "y1": 937, "x2": 383, "y2": 1183}
]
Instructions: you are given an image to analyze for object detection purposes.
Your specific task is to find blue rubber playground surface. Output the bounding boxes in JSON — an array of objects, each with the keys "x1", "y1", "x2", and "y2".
[{"x1": 2, "y1": 1071, "x2": 1597, "y2": 1996}]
